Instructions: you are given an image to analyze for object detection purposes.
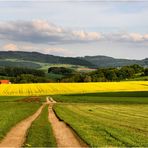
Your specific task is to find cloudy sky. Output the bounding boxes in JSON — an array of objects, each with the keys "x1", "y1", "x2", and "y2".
[{"x1": 0, "y1": 0, "x2": 148, "y2": 59}]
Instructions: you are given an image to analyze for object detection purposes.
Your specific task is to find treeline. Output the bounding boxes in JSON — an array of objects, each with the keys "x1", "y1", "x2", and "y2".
[
  {"x1": 60, "y1": 64, "x2": 148, "y2": 82},
  {"x1": 0, "y1": 67, "x2": 45, "y2": 77},
  {"x1": 0, "y1": 67, "x2": 48, "y2": 83},
  {"x1": 0, "y1": 64, "x2": 148, "y2": 83}
]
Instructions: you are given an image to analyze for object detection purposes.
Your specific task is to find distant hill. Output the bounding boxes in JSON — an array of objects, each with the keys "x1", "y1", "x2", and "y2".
[
  {"x1": 82, "y1": 56, "x2": 148, "y2": 68},
  {"x1": 0, "y1": 51, "x2": 94, "y2": 68},
  {"x1": 0, "y1": 51, "x2": 147, "y2": 68}
]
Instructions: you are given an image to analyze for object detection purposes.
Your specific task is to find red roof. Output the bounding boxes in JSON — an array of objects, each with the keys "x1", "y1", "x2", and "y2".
[{"x1": 0, "y1": 80, "x2": 10, "y2": 84}]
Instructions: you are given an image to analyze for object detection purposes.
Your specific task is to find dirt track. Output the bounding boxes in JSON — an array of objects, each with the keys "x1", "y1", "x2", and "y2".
[
  {"x1": 0, "y1": 103, "x2": 45, "y2": 147},
  {"x1": 0, "y1": 97, "x2": 87, "y2": 147},
  {"x1": 47, "y1": 97, "x2": 87, "y2": 147}
]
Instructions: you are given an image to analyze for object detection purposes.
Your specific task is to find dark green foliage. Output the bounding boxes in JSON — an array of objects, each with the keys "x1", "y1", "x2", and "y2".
[
  {"x1": 48, "y1": 67, "x2": 74, "y2": 75},
  {"x1": 144, "y1": 68, "x2": 148, "y2": 76},
  {"x1": 0, "y1": 67, "x2": 50, "y2": 83},
  {"x1": 0, "y1": 67, "x2": 45, "y2": 77},
  {"x1": 10, "y1": 74, "x2": 49, "y2": 83},
  {"x1": 130, "y1": 64, "x2": 144, "y2": 73},
  {"x1": 0, "y1": 60, "x2": 41, "y2": 69},
  {"x1": 61, "y1": 65, "x2": 145, "y2": 82}
]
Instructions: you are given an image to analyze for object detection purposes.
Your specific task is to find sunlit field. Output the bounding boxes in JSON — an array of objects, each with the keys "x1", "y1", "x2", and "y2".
[
  {"x1": 53, "y1": 92, "x2": 148, "y2": 147},
  {"x1": 54, "y1": 103, "x2": 148, "y2": 147},
  {"x1": 0, "y1": 81, "x2": 148, "y2": 96}
]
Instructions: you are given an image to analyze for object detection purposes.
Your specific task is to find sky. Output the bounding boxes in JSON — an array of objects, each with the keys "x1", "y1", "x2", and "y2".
[{"x1": 0, "y1": 0, "x2": 148, "y2": 59}]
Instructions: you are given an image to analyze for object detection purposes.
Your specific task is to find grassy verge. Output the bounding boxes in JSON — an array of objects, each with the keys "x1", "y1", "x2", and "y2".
[
  {"x1": 54, "y1": 103, "x2": 148, "y2": 147},
  {"x1": 24, "y1": 105, "x2": 56, "y2": 147}
]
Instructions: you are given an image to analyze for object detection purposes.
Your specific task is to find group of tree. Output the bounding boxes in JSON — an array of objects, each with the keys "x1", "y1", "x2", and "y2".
[
  {"x1": 0, "y1": 67, "x2": 45, "y2": 77},
  {"x1": 10, "y1": 74, "x2": 49, "y2": 83},
  {"x1": 48, "y1": 67, "x2": 75, "y2": 75},
  {"x1": 60, "y1": 64, "x2": 147, "y2": 82},
  {"x1": 0, "y1": 64, "x2": 148, "y2": 83},
  {"x1": 0, "y1": 67, "x2": 48, "y2": 83}
]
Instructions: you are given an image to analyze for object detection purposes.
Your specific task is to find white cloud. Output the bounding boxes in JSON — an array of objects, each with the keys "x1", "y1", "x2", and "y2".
[
  {"x1": 72, "y1": 31, "x2": 102, "y2": 41},
  {"x1": 43, "y1": 47, "x2": 73, "y2": 56},
  {"x1": 107, "y1": 32, "x2": 148, "y2": 42},
  {"x1": 0, "y1": 20, "x2": 102, "y2": 44},
  {"x1": 0, "y1": 20, "x2": 147, "y2": 45},
  {"x1": 3, "y1": 43, "x2": 18, "y2": 51}
]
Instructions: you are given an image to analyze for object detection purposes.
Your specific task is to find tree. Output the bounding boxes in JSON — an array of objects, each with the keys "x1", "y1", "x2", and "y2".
[
  {"x1": 48, "y1": 67, "x2": 74, "y2": 75},
  {"x1": 119, "y1": 66, "x2": 135, "y2": 79},
  {"x1": 84, "y1": 75, "x2": 92, "y2": 82},
  {"x1": 105, "y1": 70, "x2": 118, "y2": 81},
  {"x1": 130, "y1": 64, "x2": 144, "y2": 73},
  {"x1": 144, "y1": 68, "x2": 148, "y2": 76}
]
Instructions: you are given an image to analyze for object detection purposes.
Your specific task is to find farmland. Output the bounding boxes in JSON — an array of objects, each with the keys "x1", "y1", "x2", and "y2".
[
  {"x1": 53, "y1": 91, "x2": 148, "y2": 103},
  {"x1": 0, "y1": 81, "x2": 148, "y2": 96},
  {"x1": 0, "y1": 84, "x2": 148, "y2": 147},
  {"x1": 53, "y1": 92, "x2": 148, "y2": 147}
]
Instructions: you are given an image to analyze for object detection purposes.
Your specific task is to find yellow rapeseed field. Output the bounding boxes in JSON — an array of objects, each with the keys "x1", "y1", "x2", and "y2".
[{"x1": 0, "y1": 81, "x2": 148, "y2": 96}]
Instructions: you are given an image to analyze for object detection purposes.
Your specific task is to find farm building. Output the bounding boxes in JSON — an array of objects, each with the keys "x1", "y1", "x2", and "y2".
[{"x1": 0, "y1": 80, "x2": 10, "y2": 84}]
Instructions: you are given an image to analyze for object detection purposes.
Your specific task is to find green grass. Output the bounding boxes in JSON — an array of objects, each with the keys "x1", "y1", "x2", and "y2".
[
  {"x1": 24, "y1": 105, "x2": 56, "y2": 147},
  {"x1": 0, "y1": 96, "x2": 46, "y2": 102},
  {"x1": 127, "y1": 76, "x2": 148, "y2": 81},
  {"x1": 52, "y1": 91, "x2": 148, "y2": 104},
  {"x1": 0, "y1": 96, "x2": 42, "y2": 141},
  {"x1": 0, "y1": 96, "x2": 25, "y2": 102},
  {"x1": 53, "y1": 91, "x2": 148, "y2": 147},
  {"x1": 54, "y1": 103, "x2": 148, "y2": 147}
]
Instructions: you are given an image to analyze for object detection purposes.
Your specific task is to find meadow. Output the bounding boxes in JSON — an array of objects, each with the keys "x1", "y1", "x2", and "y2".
[
  {"x1": 0, "y1": 81, "x2": 148, "y2": 96},
  {"x1": 53, "y1": 91, "x2": 148, "y2": 103},
  {"x1": 53, "y1": 92, "x2": 148, "y2": 147}
]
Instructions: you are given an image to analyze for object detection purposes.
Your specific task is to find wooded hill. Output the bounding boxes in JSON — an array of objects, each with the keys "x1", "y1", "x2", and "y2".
[{"x1": 0, "y1": 51, "x2": 147, "y2": 68}]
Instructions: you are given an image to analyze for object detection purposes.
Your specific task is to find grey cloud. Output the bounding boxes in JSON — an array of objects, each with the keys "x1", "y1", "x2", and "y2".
[
  {"x1": 0, "y1": 20, "x2": 102, "y2": 44},
  {"x1": 0, "y1": 20, "x2": 147, "y2": 45}
]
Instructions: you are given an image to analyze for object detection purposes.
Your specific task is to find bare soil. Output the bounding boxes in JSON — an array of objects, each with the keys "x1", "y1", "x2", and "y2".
[{"x1": 16, "y1": 96, "x2": 41, "y2": 103}]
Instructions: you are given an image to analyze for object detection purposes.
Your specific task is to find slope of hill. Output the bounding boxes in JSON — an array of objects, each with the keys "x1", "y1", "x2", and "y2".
[
  {"x1": 0, "y1": 51, "x2": 94, "y2": 68},
  {"x1": 0, "y1": 51, "x2": 147, "y2": 68}
]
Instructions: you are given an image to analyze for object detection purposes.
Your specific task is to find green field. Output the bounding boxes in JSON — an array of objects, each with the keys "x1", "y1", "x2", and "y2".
[
  {"x1": 0, "y1": 96, "x2": 42, "y2": 140},
  {"x1": 53, "y1": 91, "x2": 148, "y2": 104},
  {"x1": 0, "y1": 92, "x2": 148, "y2": 147},
  {"x1": 127, "y1": 76, "x2": 148, "y2": 81},
  {"x1": 53, "y1": 92, "x2": 148, "y2": 147},
  {"x1": 24, "y1": 105, "x2": 56, "y2": 147}
]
